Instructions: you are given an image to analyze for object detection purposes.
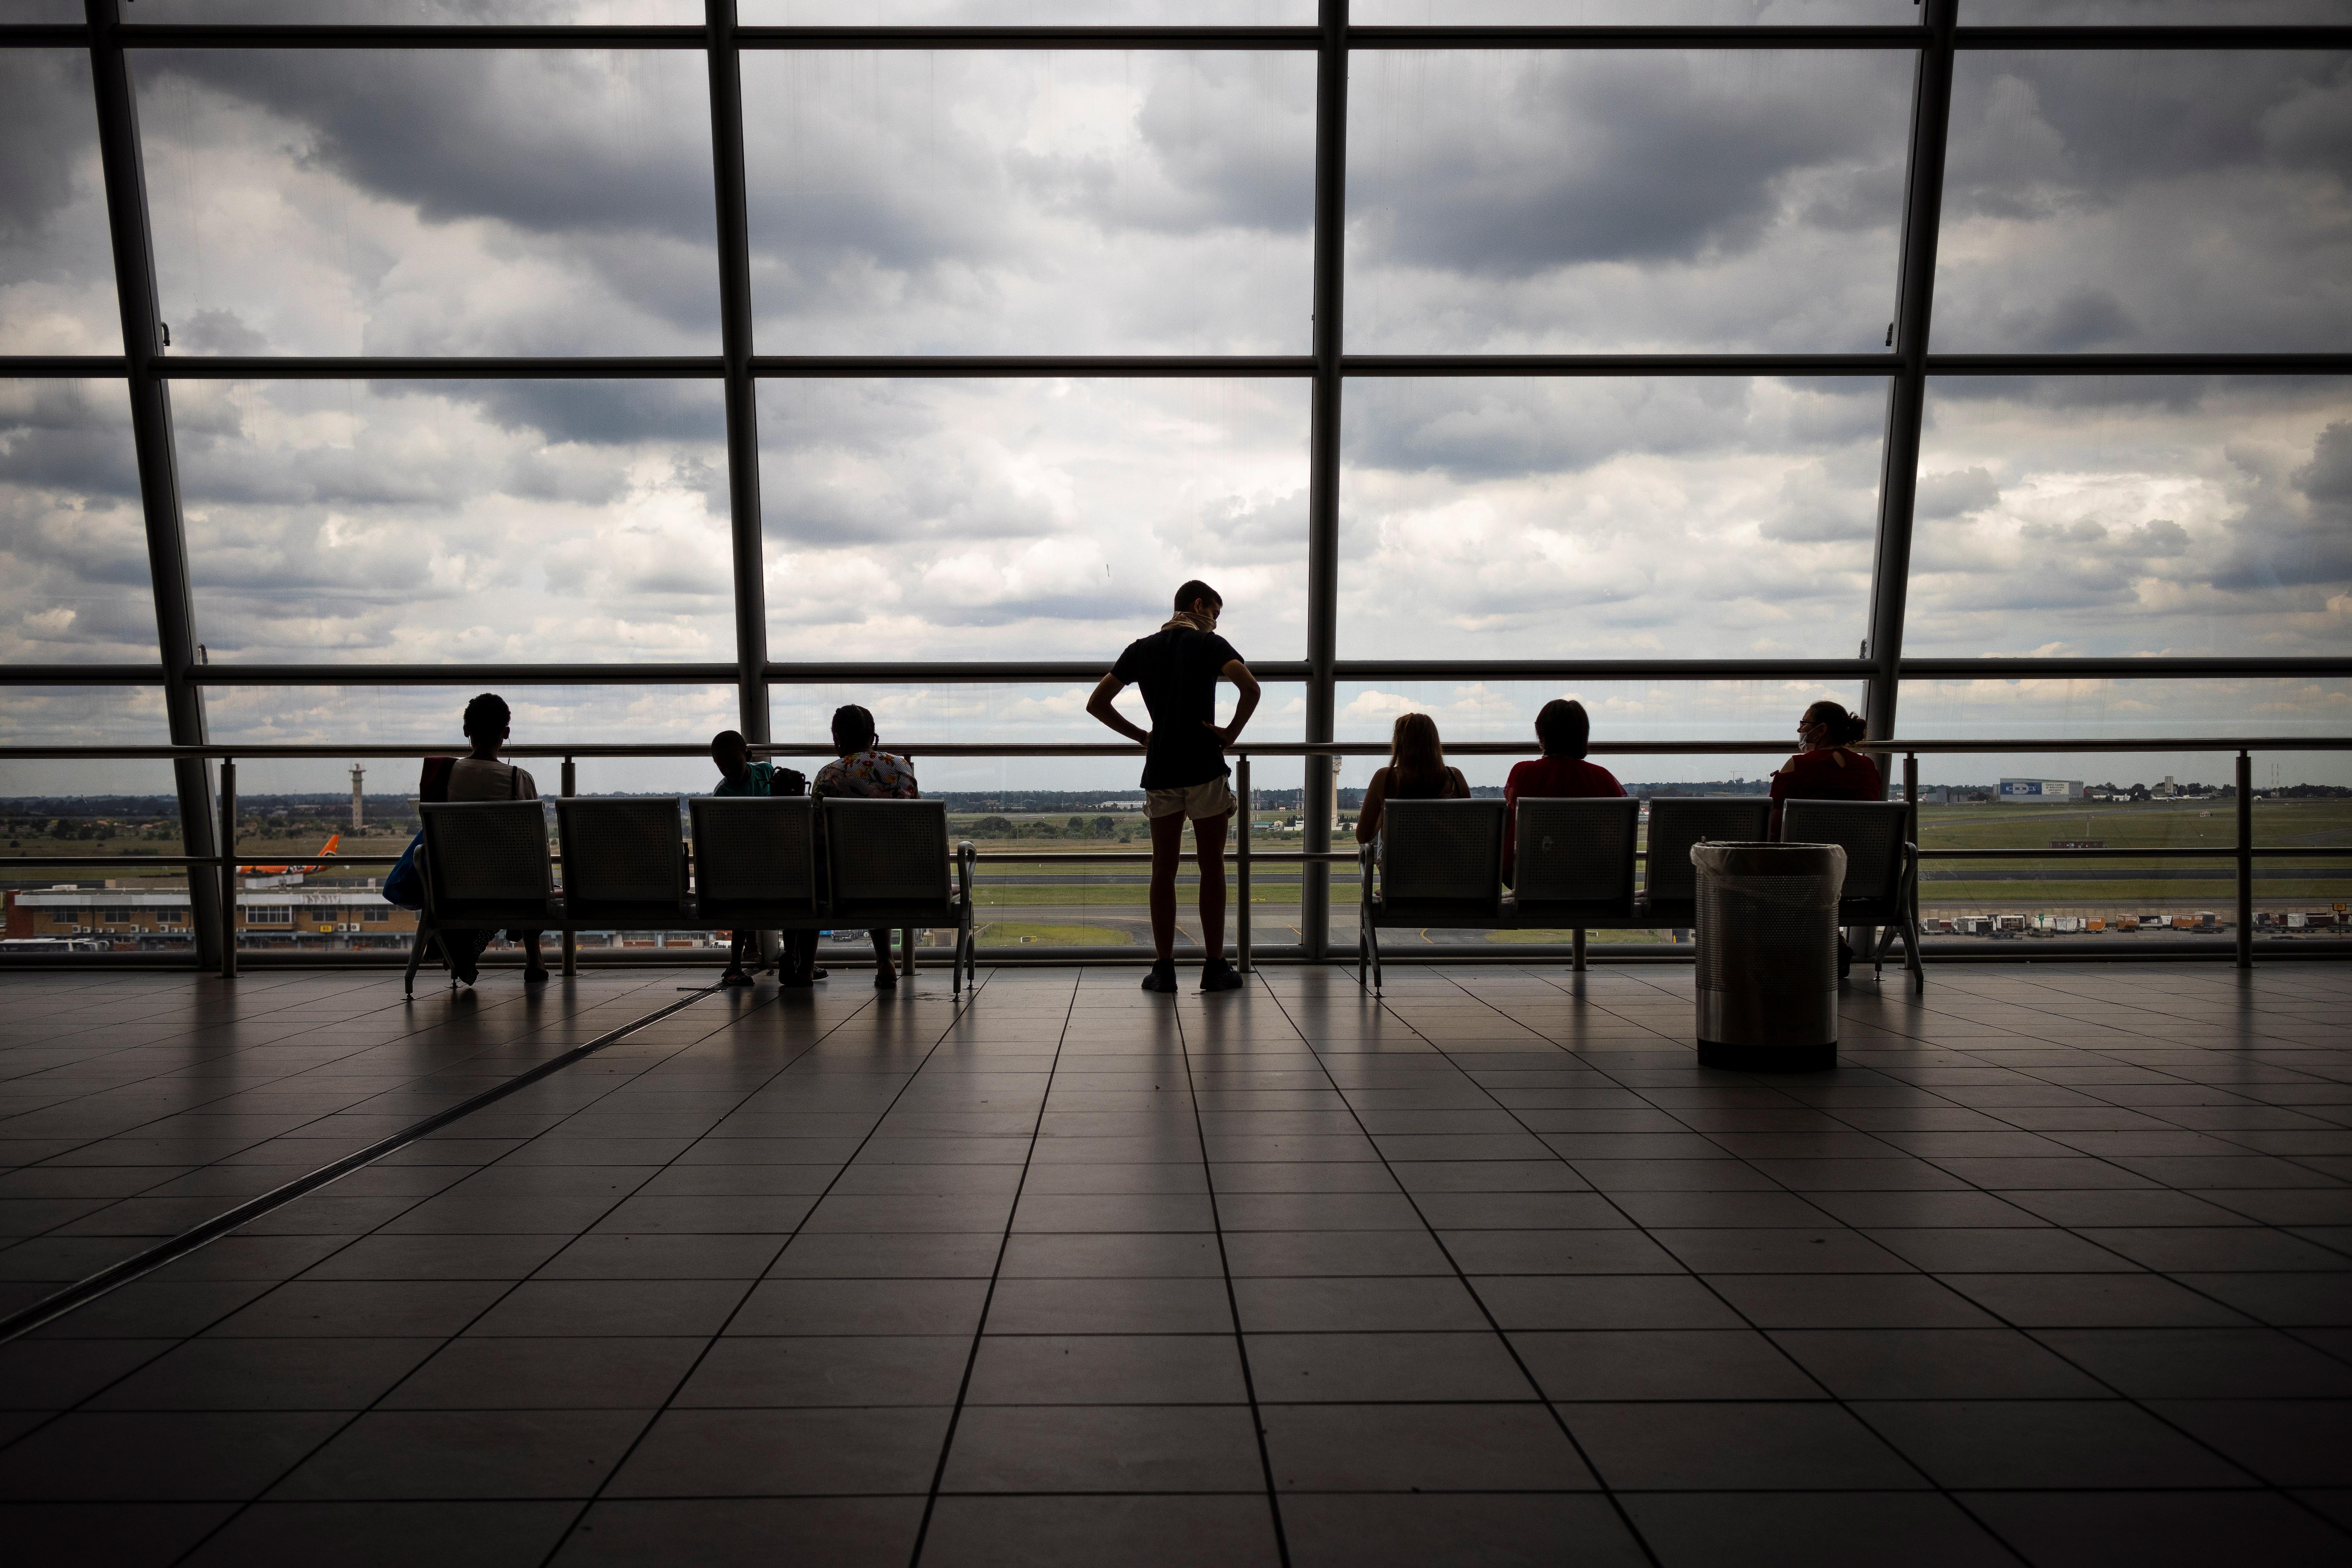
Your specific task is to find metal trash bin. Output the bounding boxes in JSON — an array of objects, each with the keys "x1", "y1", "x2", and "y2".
[{"x1": 1692, "y1": 841, "x2": 1846, "y2": 1072}]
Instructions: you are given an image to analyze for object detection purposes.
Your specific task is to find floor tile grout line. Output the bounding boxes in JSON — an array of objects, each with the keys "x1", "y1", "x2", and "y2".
[
  {"x1": 0, "y1": 974, "x2": 812, "y2": 1475},
  {"x1": 1254, "y1": 976, "x2": 1667, "y2": 1568},
  {"x1": 0, "y1": 970, "x2": 698, "y2": 1252},
  {"x1": 158, "y1": 973, "x2": 884, "y2": 1567},
  {"x1": 1176, "y1": 982, "x2": 1295, "y2": 1568},
  {"x1": 1503, "y1": 966, "x2": 2352, "y2": 1345},
  {"x1": 1420, "y1": 966, "x2": 2349, "y2": 1548},
  {"x1": 1379, "y1": 969, "x2": 2037, "y2": 1561},
  {"x1": 0, "y1": 974, "x2": 731, "y2": 1347},
  {"x1": 905, "y1": 967, "x2": 1080, "y2": 1568},
  {"x1": 536, "y1": 970, "x2": 995, "y2": 1564}
]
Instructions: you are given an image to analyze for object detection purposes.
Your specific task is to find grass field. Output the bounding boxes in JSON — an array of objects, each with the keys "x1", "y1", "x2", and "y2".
[{"x1": 9, "y1": 802, "x2": 2342, "y2": 935}]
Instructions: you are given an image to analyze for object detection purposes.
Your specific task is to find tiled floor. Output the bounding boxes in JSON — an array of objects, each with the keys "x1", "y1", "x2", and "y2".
[
  {"x1": 0, "y1": 960, "x2": 2348, "y2": 1566},
  {"x1": 0, "y1": 969, "x2": 714, "y2": 1315}
]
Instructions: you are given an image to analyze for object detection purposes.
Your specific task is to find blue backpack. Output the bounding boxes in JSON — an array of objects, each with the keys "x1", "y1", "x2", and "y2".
[{"x1": 383, "y1": 831, "x2": 426, "y2": 911}]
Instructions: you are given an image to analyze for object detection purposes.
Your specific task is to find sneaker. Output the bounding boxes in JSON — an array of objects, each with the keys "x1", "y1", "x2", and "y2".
[
  {"x1": 717, "y1": 968, "x2": 755, "y2": 988},
  {"x1": 1837, "y1": 938, "x2": 1855, "y2": 982},
  {"x1": 875, "y1": 967, "x2": 899, "y2": 989},
  {"x1": 523, "y1": 966, "x2": 550, "y2": 986},
  {"x1": 1199, "y1": 958, "x2": 1245, "y2": 993},
  {"x1": 1140, "y1": 959, "x2": 1178, "y2": 994}
]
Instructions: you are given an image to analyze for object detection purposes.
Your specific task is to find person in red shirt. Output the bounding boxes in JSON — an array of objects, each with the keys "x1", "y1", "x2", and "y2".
[
  {"x1": 1503, "y1": 699, "x2": 1625, "y2": 885},
  {"x1": 1769, "y1": 700, "x2": 1884, "y2": 839}
]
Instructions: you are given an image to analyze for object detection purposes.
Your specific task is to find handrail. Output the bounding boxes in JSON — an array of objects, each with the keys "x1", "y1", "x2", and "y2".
[
  {"x1": 3, "y1": 737, "x2": 2348, "y2": 761},
  {"x1": 5, "y1": 739, "x2": 2345, "y2": 976}
]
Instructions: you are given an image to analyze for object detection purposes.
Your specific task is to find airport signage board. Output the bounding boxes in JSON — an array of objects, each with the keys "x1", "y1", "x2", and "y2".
[{"x1": 2000, "y1": 779, "x2": 2085, "y2": 801}]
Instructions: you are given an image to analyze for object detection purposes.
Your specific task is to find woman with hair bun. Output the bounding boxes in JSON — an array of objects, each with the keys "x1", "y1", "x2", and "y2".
[{"x1": 1768, "y1": 699, "x2": 1881, "y2": 840}]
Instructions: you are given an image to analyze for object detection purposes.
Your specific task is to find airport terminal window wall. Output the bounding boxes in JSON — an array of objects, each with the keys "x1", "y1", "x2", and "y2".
[{"x1": 1, "y1": 3, "x2": 2346, "y2": 960}]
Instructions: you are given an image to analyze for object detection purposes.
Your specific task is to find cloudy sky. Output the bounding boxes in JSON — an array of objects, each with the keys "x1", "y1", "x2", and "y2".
[{"x1": 2, "y1": 21, "x2": 2348, "y2": 802}]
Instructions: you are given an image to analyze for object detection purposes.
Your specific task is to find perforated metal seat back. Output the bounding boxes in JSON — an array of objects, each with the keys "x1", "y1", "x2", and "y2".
[
  {"x1": 827, "y1": 799, "x2": 950, "y2": 909},
  {"x1": 689, "y1": 797, "x2": 818, "y2": 907},
  {"x1": 1513, "y1": 798, "x2": 1639, "y2": 903},
  {"x1": 557, "y1": 798, "x2": 683, "y2": 908},
  {"x1": 1645, "y1": 798, "x2": 1773, "y2": 902},
  {"x1": 1381, "y1": 799, "x2": 1505, "y2": 907},
  {"x1": 1782, "y1": 799, "x2": 1907, "y2": 901},
  {"x1": 420, "y1": 802, "x2": 552, "y2": 906}
]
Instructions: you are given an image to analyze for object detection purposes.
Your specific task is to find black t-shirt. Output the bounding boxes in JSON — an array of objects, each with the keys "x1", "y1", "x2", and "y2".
[{"x1": 1112, "y1": 626, "x2": 1243, "y2": 790}]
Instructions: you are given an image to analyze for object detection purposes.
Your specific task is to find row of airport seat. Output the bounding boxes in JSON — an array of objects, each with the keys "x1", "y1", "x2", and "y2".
[
  {"x1": 1358, "y1": 797, "x2": 1922, "y2": 994},
  {"x1": 402, "y1": 796, "x2": 975, "y2": 997}
]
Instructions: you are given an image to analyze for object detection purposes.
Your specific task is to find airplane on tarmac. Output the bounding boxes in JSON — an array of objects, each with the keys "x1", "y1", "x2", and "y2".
[{"x1": 239, "y1": 833, "x2": 341, "y2": 876}]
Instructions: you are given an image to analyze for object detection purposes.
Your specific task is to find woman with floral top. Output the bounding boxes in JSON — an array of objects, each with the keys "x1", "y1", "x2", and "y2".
[{"x1": 813, "y1": 705, "x2": 920, "y2": 987}]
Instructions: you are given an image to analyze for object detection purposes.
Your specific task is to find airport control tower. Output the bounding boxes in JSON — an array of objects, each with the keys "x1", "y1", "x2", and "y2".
[{"x1": 350, "y1": 763, "x2": 365, "y2": 831}]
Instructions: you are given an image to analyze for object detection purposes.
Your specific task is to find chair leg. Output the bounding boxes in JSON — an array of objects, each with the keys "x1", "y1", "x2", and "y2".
[
  {"x1": 1572, "y1": 929, "x2": 1587, "y2": 973},
  {"x1": 403, "y1": 923, "x2": 431, "y2": 998},
  {"x1": 1369, "y1": 923, "x2": 1384, "y2": 996}
]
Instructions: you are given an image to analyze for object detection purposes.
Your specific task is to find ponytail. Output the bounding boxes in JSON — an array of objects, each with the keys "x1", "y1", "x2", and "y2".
[{"x1": 1803, "y1": 701, "x2": 1867, "y2": 745}]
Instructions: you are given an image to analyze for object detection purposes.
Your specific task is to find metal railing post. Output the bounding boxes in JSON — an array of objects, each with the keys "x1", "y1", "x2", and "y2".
[
  {"x1": 1300, "y1": 0, "x2": 1349, "y2": 963},
  {"x1": 216, "y1": 757, "x2": 236, "y2": 979},
  {"x1": 560, "y1": 756, "x2": 578, "y2": 977},
  {"x1": 1236, "y1": 753, "x2": 1253, "y2": 973},
  {"x1": 1905, "y1": 752, "x2": 1921, "y2": 949},
  {"x1": 2237, "y1": 750, "x2": 2254, "y2": 969}
]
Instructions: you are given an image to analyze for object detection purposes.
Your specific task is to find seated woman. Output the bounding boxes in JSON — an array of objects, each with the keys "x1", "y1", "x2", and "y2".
[
  {"x1": 1355, "y1": 713, "x2": 1469, "y2": 845},
  {"x1": 445, "y1": 692, "x2": 547, "y2": 986},
  {"x1": 1502, "y1": 699, "x2": 1624, "y2": 885},
  {"x1": 1769, "y1": 700, "x2": 1881, "y2": 839},
  {"x1": 811, "y1": 704, "x2": 921, "y2": 989}
]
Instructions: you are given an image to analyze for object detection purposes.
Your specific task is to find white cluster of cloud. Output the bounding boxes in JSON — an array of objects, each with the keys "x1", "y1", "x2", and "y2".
[
  {"x1": 760, "y1": 376, "x2": 1309, "y2": 658},
  {"x1": 2, "y1": 24, "x2": 2348, "y2": 789},
  {"x1": 1912, "y1": 377, "x2": 2352, "y2": 657},
  {"x1": 170, "y1": 378, "x2": 738, "y2": 663}
]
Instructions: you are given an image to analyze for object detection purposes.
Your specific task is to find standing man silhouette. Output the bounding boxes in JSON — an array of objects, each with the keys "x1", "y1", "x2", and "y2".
[{"x1": 1087, "y1": 580, "x2": 1260, "y2": 993}]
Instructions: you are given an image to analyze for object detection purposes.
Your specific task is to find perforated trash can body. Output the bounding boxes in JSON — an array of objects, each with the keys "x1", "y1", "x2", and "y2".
[{"x1": 1691, "y1": 841, "x2": 1846, "y2": 1072}]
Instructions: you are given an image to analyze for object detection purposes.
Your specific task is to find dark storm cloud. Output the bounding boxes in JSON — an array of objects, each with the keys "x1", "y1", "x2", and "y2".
[
  {"x1": 1945, "y1": 50, "x2": 2352, "y2": 216},
  {"x1": 1348, "y1": 50, "x2": 1909, "y2": 279},
  {"x1": 143, "y1": 49, "x2": 718, "y2": 244},
  {"x1": 2212, "y1": 420, "x2": 2352, "y2": 594},
  {"x1": 463, "y1": 380, "x2": 728, "y2": 448},
  {"x1": 1343, "y1": 377, "x2": 1884, "y2": 484},
  {"x1": 1914, "y1": 466, "x2": 2000, "y2": 522},
  {"x1": 0, "y1": 383, "x2": 141, "y2": 503},
  {"x1": 0, "y1": 52, "x2": 98, "y2": 243}
]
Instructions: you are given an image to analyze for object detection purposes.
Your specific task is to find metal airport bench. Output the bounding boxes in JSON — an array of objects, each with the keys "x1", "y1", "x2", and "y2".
[
  {"x1": 1358, "y1": 795, "x2": 1866, "y2": 995},
  {"x1": 404, "y1": 796, "x2": 975, "y2": 998},
  {"x1": 1356, "y1": 798, "x2": 1508, "y2": 994},
  {"x1": 1783, "y1": 798, "x2": 1924, "y2": 993}
]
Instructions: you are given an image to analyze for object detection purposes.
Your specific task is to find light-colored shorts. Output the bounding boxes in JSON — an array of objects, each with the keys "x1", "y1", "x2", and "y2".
[{"x1": 1145, "y1": 779, "x2": 1238, "y2": 821}]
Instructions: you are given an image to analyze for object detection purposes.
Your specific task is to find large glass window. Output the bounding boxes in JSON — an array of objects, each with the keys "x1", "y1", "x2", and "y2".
[
  {"x1": 0, "y1": 380, "x2": 158, "y2": 664},
  {"x1": 1908, "y1": 376, "x2": 2352, "y2": 659},
  {"x1": 740, "y1": 51, "x2": 1316, "y2": 354},
  {"x1": 759, "y1": 377, "x2": 1310, "y2": 660},
  {"x1": 133, "y1": 2, "x2": 704, "y2": 19},
  {"x1": 1346, "y1": 50, "x2": 1912, "y2": 353},
  {"x1": 1355, "y1": 2, "x2": 1901, "y2": 18},
  {"x1": 4, "y1": 10, "x2": 2344, "y2": 963},
  {"x1": 178, "y1": 379, "x2": 734, "y2": 664},
  {"x1": 1340, "y1": 376, "x2": 1885, "y2": 659},
  {"x1": 1936, "y1": 51, "x2": 2352, "y2": 352},
  {"x1": 134, "y1": 49, "x2": 721, "y2": 356},
  {"x1": 0, "y1": 52, "x2": 120, "y2": 357}
]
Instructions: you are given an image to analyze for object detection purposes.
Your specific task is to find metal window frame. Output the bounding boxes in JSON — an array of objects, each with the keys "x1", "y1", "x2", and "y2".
[{"x1": 4, "y1": 3, "x2": 2349, "y2": 960}]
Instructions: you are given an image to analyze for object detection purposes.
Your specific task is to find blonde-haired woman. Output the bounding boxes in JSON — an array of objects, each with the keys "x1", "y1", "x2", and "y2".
[{"x1": 1354, "y1": 712, "x2": 1470, "y2": 844}]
